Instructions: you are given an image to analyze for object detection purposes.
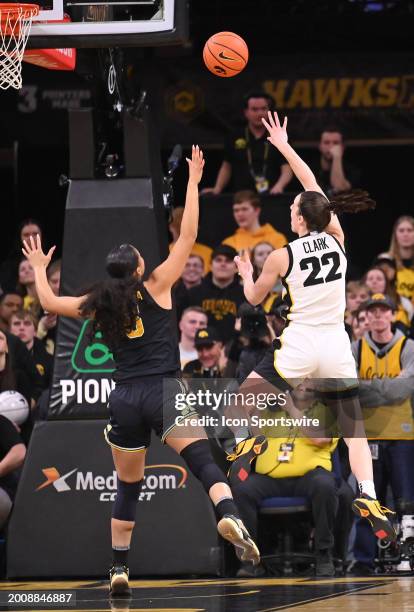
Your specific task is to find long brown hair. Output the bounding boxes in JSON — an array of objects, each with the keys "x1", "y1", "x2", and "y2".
[
  {"x1": 388, "y1": 216, "x2": 414, "y2": 270},
  {"x1": 299, "y1": 190, "x2": 376, "y2": 233},
  {"x1": 79, "y1": 244, "x2": 142, "y2": 350}
]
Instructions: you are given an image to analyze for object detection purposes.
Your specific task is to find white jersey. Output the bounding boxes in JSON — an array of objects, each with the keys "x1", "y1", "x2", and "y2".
[{"x1": 282, "y1": 231, "x2": 347, "y2": 327}]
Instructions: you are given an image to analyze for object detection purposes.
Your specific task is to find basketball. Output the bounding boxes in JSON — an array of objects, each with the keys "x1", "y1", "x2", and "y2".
[
  {"x1": 0, "y1": 390, "x2": 29, "y2": 425},
  {"x1": 203, "y1": 32, "x2": 248, "y2": 78}
]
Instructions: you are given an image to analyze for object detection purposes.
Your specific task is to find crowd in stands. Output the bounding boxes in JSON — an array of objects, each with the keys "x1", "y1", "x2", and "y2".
[{"x1": 0, "y1": 91, "x2": 413, "y2": 578}]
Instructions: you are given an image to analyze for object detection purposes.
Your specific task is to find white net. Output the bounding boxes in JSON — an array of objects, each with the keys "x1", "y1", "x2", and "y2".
[{"x1": 0, "y1": 4, "x2": 38, "y2": 90}]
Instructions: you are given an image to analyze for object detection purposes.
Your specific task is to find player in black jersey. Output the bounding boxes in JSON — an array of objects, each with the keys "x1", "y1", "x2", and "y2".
[{"x1": 23, "y1": 146, "x2": 260, "y2": 596}]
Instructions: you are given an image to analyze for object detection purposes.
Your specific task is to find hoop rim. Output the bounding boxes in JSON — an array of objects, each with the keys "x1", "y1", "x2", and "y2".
[{"x1": 0, "y1": 3, "x2": 39, "y2": 23}]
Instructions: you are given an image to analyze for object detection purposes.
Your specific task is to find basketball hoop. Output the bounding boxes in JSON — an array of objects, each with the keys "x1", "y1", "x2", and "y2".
[{"x1": 0, "y1": 3, "x2": 39, "y2": 90}]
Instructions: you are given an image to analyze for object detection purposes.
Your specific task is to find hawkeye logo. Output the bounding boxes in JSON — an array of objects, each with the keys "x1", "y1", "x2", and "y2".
[{"x1": 36, "y1": 465, "x2": 187, "y2": 502}]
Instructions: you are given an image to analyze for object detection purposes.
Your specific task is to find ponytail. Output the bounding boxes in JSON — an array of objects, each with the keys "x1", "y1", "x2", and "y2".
[{"x1": 329, "y1": 189, "x2": 376, "y2": 215}]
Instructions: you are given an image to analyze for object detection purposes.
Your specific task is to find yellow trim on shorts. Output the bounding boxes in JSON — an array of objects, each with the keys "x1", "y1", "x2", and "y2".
[
  {"x1": 104, "y1": 425, "x2": 147, "y2": 453},
  {"x1": 161, "y1": 410, "x2": 200, "y2": 444}
]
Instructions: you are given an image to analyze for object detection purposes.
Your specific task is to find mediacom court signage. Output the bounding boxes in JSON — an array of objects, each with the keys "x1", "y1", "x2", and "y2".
[
  {"x1": 36, "y1": 463, "x2": 188, "y2": 502},
  {"x1": 8, "y1": 421, "x2": 221, "y2": 578}
]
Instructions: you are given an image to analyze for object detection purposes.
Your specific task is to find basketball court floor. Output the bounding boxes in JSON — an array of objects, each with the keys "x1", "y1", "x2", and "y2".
[{"x1": 0, "y1": 576, "x2": 413, "y2": 612}]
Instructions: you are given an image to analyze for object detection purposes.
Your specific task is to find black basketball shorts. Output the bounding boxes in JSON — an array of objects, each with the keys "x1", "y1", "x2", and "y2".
[{"x1": 104, "y1": 375, "x2": 198, "y2": 452}]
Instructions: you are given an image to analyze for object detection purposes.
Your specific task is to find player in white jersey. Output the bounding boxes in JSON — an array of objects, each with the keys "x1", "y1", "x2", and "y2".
[{"x1": 230, "y1": 111, "x2": 396, "y2": 543}]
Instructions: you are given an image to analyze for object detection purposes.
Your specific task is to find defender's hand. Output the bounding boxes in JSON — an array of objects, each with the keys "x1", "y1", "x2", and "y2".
[
  {"x1": 187, "y1": 145, "x2": 205, "y2": 185},
  {"x1": 22, "y1": 234, "x2": 56, "y2": 269}
]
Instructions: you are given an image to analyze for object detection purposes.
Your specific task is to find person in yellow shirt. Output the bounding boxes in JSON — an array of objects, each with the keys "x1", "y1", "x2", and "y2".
[
  {"x1": 222, "y1": 190, "x2": 287, "y2": 253},
  {"x1": 231, "y1": 400, "x2": 354, "y2": 577},
  {"x1": 386, "y1": 216, "x2": 414, "y2": 302}
]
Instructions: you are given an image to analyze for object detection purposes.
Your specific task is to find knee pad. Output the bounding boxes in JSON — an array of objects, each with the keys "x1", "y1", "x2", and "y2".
[
  {"x1": 112, "y1": 478, "x2": 143, "y2": 522},
  {"x1": 180, "y1": 439, "x2": 227, "y2": 493}
]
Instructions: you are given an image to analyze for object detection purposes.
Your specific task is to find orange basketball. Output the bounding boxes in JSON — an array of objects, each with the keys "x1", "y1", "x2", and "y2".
[{"x1": 203, "y1": 31, "x2": 248, "y2": 78}]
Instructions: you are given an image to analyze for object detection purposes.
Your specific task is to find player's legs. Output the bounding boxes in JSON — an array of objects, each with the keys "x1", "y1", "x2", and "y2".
[
  {"x1": 104, "y1": 381, "x2": 153, "y2": 596},
  {"x1": 314, "y1": 328, "x2": 396, "y2": 541},
  {"x1": 109, "y1": 447, "x2": 146, "y2": 597},
  {"x1": 166, "y1": 433, "x2": 260, "y2": 564}
]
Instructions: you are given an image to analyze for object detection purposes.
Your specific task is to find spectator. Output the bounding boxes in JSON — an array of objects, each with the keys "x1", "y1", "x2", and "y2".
[
  {"x1": 222, "y1": 191, "x2": 287, "y2": 253},
  {"x1": 182, "y1": 326, "x2": 225, "y2": 380},
  {"x1": 16, "y1": 259, "x2": 40, "y2": 316},
  {"x1": 236, "y1": 304, "x2": 274, "y2": 382},
  {"x1": 350, "y1": 293, "x2": 414, "y2": 575},
  {"x1": 363, "y1": 266, "x2": 413, "y2": 330},
  {"x1": 372, "y1": 253, "x2": 397, "y2": 283},
  {"x1": 0, "y1": 218, "x2": 43, "y2": 294},
  {"x1": 0, "y1": 293, "x2": 23, "y2": 333},
  {"x1": 169, "y1": 207, "x2": 212, "y2": 273},
  {"x1": 183, "y1": 245, "x2": 245, "y2": 344},
  {"x1": 2, "y1": 330, "x2": 43, "y2": 415},
  {"x1": 0, "y1": 330, "x2": 16, "y2": 392},
  {"x1": 178, "y1": 255, "x2": 204, "y2": 291},
  {"x1": 351, "y1": 306, "x2": 369, "y2": 341},
  {"x1": 232, "y1": 398, "x2": 354, "y2": 577},
  {"x1": 9, "y1": 310, "x2": 53, "y2": 389},
  {"x1": 178, "y1": 307, "x2": 208, "y2": 369},
  {"x1": 0, "y1": 414, "x2": 26, "y2": 531},
  {"x1": 174, "y1": 255, "x2": 205, "y2": 322},
  {"x1": 182, "y1": 326, "x2": 229, "y2": 472},
  {"x1": 201, "y1": 91, "x2": 293, "y2": 195},
  {"x1": 46, "y1": 259, "x2": 61, "y2": 296},
  {"x1": 386, "y1": 215, "x2": 414, "y2": 302},
  {"x1": 315, "y1": 127, "x2": 360, "y2": 196},
  {"x1": 37, "y1": 259, "x2": 61, "y2": 355},
  {"x1": 345, "y1": 281, "x2": 369, "y2": 326},
  {"x1": 251, "y1": 241, "x2": 274, "y2": 281}
]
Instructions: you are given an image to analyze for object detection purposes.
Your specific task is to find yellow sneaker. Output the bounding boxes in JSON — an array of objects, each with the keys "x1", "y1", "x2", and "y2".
[
  {"x1": 352, "y1": 496, "x2": 397, "y2": 542},
  {"x1": 226, "y1": 435, "x2": 268, "y2": 486}
]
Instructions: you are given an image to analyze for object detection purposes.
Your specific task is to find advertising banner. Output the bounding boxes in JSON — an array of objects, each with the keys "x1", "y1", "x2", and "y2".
[
  {"x1": 7, "y1": 421, "x2": 222, "y2": 577},
  {"x1": 4, "y1": 53, "x2": 414, "y2": 146}
]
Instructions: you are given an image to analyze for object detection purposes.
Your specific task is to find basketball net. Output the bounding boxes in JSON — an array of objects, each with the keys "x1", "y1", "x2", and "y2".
[{"x1": 0, "y1": 3, "x2": 39, "y2": 90}]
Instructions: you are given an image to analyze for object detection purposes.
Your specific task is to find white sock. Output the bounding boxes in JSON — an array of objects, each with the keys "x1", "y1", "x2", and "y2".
[{"x1": 359, "y1": 480, "x2": 376, "y2": 499}]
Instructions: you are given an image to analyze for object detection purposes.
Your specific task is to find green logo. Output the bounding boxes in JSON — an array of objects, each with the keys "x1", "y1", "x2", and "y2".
[{"x1": 71, "y1": 320, "x2": 115, "y2": 373}]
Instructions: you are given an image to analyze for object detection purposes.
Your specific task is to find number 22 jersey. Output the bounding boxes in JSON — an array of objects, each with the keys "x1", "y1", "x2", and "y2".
[{"x1": 282, "y1": 231, "x2": 347, "y2": 327}]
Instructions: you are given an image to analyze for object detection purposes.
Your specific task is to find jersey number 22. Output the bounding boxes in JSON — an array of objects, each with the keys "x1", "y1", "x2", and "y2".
[{"x1": 300, "y1": 251, "x2": 342, "y2": 287}]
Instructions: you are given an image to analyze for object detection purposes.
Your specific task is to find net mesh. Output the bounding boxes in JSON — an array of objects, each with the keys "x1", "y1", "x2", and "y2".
[{"x1": 0, "y1": 4, "x2": 38, "y2": 90}]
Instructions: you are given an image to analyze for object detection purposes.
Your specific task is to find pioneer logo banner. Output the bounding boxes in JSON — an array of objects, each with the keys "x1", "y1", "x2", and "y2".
[{"x1": 71, "y1": 320, "x2": 115, "y2": 374}]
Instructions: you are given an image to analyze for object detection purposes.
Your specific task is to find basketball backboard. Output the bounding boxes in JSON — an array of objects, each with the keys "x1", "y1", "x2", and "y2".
[{"x1": 27, "y1": 0, "x2": 188, "y2": 48}]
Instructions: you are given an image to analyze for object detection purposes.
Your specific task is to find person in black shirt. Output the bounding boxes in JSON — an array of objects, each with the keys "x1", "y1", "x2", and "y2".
[
  {"x1": 202, "y1": 91, "x2": 293, "y2": 195},
  {"x1": 315, "y1": 127, "x2": 361, "y2": 197},
  {"x1": 9, "y1": 310, "x2": 53, "y2": 389},
  {"x1": 183, "y1": 244, "x2": 245, "y2": 344},
  {"x1": 0, "y1": 293, "x2": 23, "y2": 333},
  {"x1": 0, "y1": 415, "x2": 26, "y2": 530},
  {"x1": 23, "y1": 146, "x2": 260, "y2": 597},
  {"x1": 182, "y1": 326, "x2": 224, "y2": 381}
]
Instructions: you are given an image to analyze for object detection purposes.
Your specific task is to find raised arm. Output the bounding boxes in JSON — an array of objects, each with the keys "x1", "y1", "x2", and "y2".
[
  {"x1": 234, "y1": 249, "x2": 287, "y2": 306},
  {"x1": 22, "y1": 235, "x2": 85, "y2": 318},
  {"x1": 262, "y1": 112, "x2": 344, "y2": 243},
  {"x1": 148, "y1": 145, "x2": 205, "y2": 292}
]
